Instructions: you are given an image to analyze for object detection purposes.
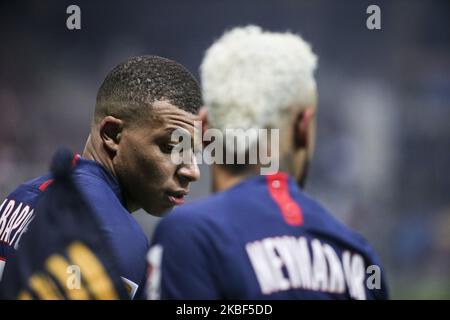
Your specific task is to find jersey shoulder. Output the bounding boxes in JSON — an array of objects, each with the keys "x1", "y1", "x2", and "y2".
[
  {"x1": 73, "y1": 168, "x2": 149, "y2": 256},
  {"x1": 5, "y1": 174, "x2": 52, "y2": 200},
  {"x1": 156, "y1": 191, "x2": 234, "y2": 236},
  {"x1": 298, "y1": 191, "x2": 378, "y2": 258}
]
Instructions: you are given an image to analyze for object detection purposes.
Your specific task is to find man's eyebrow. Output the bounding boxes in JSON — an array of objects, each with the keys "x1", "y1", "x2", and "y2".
[
  {"x1": 162, "y1": 126, "x2": 194, "y2": 142},
  {"x1": 163, "y1": 126, "x2": 193, "y2": 134},
  {"x1": 166, "y1": 128, "x2": 201, "y2": 150},
  {"x1": 163, "y1": 127, "x2": 176, "y2": 134}
]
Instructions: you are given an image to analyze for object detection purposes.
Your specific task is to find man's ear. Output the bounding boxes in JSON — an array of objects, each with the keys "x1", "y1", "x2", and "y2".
[
  {"x1": 99, "y1": 116, "x2": 124, "y2": 154},
  {"x1": 198, "y1": 107, "x2": 209, "y2": 147},
  {"x1": 294, "y1": 107, "x2": 316, "y2": 149}
]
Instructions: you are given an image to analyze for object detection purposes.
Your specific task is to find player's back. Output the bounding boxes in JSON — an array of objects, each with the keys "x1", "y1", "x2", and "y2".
[{"x1": 149, "y1": 172, "x2": 388, "y2": 300}]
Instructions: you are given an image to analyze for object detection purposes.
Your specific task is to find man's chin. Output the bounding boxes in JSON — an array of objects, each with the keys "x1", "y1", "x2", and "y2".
[{"x1": 143, "y1": 204, "x2": 174, "y2": 217}]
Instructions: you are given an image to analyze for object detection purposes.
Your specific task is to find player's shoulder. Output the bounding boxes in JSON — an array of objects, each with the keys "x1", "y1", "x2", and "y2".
[
  {"x1": 154, "y1": 192, "x2": 233, "y2": 244},
  {"x1": 164, "y1": 191, "x2": 232, "y2": 224},
  {"x1": 298, "y1": 191, "x2": 377, "y2": 255},
  {"x1": 74, "y1": 172, "x2": 118, "y2": 206},
  {"x1": 73, "y1": 166, "x2": 148, "y2": 243},
  {"x1": 4, "y1": 173, "x2": 52, "y2": 201},
  {"x1": 72, "y1": 161, "x2": 127, "y2": 217},
  {"x1": 72, "y1": 161, "x2": 149, "y2": 285}
]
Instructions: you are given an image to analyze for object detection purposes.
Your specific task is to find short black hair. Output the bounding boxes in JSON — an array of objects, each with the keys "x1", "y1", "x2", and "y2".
[{"x1": 95, "y1": 55, "x2": 202, "y2": 123}]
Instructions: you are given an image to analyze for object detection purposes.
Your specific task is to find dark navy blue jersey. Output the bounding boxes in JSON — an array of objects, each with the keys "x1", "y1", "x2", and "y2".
[
  {"x1": 147, "y1": 172, "x2": 388, "y2": 300},
  {"x1": 0, "y1": 155, "x2": 149, "y2": 299}
]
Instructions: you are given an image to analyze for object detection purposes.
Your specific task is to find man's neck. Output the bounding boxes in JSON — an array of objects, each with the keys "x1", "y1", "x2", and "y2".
[
  {"x1": 211, "y1": 165, "x2": 259, "y2": 193},
  {"x1": 82, "y1": 134, "x2": 116, "y2": 178},
  {"x1": 211, "y1": 156, "x2": 306, "y2": 193},
  {"x1": 82, "y1": 134, "x2": 139, "y2": 213}
]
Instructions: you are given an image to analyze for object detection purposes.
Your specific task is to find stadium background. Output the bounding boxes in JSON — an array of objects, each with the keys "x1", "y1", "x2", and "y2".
[{"x1": 0, "y1": 0, "x2": 449, "y2": 299}]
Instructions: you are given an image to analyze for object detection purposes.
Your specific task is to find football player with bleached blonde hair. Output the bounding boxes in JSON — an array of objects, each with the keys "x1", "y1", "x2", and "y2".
[{"x1": 147, "y1": 26, "x2": 388, "y2": 300}]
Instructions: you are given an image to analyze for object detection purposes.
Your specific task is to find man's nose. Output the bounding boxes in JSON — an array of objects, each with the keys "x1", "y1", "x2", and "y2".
[{"x1": 177, "y1": 162, "x2": 200, "y2": 183}]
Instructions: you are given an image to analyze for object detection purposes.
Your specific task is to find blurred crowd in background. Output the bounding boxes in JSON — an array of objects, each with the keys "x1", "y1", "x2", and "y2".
[{"x1": 0, "y1": 0, "x2": 449, "y2": 299}]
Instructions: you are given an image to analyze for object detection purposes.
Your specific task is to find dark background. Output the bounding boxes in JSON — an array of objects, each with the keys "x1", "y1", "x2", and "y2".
[{"x1": 0, "y1": 0, "x2": 449, "y2": 299}]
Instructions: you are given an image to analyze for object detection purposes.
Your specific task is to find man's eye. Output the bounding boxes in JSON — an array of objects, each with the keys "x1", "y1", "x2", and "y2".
[{"x1": 162, "y1": 144, "x2": 175, "y2": 153}]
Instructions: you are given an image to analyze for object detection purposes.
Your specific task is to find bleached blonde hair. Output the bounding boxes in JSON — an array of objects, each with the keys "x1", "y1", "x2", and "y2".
[{"x1": 201, "y1": 25, "x2": 318, "y2": 133}]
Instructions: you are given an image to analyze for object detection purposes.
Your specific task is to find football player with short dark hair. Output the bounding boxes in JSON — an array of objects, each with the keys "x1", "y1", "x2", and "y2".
[{"x1": 0, "y1": 55, "x2": 202, "y2": 298}]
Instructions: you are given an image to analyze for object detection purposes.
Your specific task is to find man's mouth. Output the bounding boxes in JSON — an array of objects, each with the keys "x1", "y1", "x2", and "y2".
[{"x1": 166, "y1": 190, "x2": 187, "y2": 206}]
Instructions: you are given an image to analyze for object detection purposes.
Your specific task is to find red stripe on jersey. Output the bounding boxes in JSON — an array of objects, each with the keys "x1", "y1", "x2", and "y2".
[
  {"x1": 71, "y1": 153, "x2": 81, "y2": 167},
  {"x1": 38, "y1": 179, "x2": 54, "y2": 192},
  {"x1": 266, "y1": 172, "x2": 303, "y2": 226},
  {"x1": 38, "y1": 154, "x2": 80, "y2": 192},
  {"x1": 0, "y1": 256, "x2": 6, "y2": 261}
]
